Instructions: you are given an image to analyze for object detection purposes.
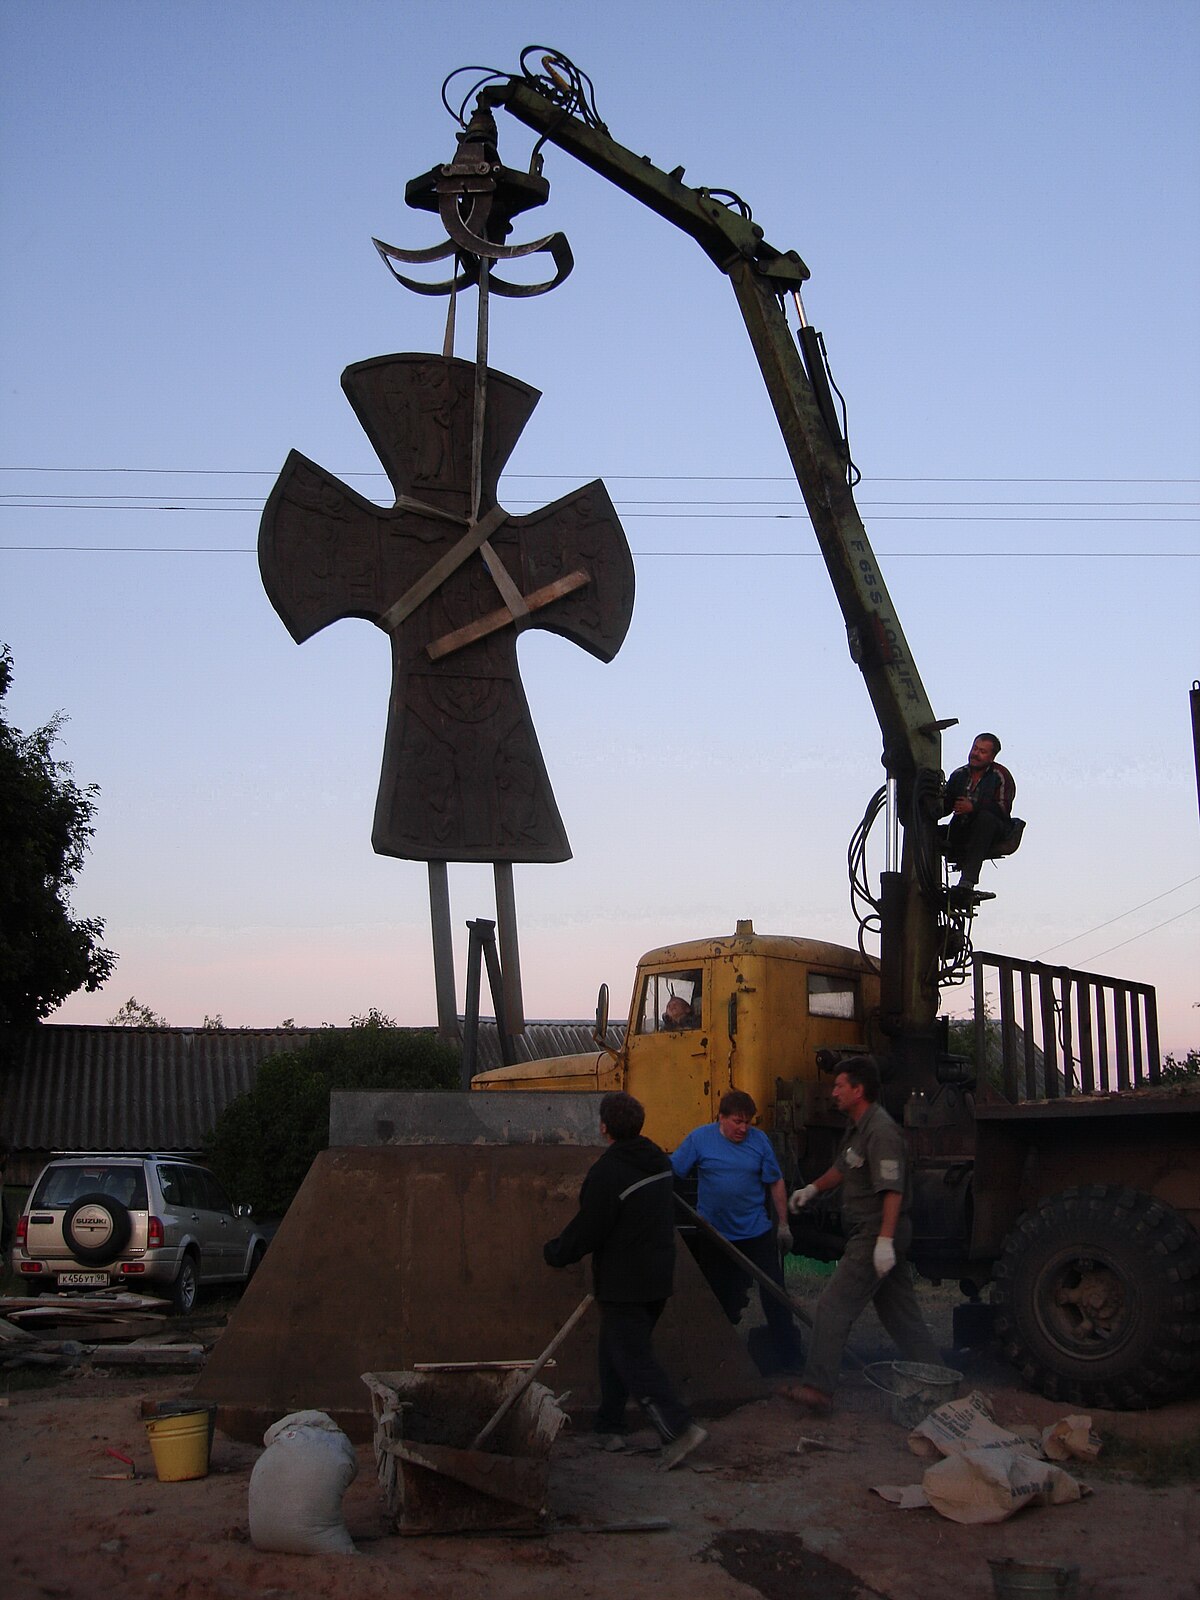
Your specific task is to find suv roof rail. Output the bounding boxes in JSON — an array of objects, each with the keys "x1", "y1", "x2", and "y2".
[{"x1": 48, "y1": 1150, "x2": 207, "y2": 1161}]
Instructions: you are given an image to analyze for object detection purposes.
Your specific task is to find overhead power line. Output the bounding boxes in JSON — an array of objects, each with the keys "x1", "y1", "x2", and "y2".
[
  {"x1": 1, "y1": 503, "x2": 1196, "y2": 525},
  {"x1": 4, "y1": 495, "x2": 1199, "y2": 507},
  {"x1": 2, "y1": 467, "x2": 1198, "y2": 484},
  {"x1": 1073, "y1": 902, "x2": 1200, "y2": 966},
  {"x1": 3, "y1": 545, "x2": 1196, "y2": 558},
  {"x1": 4, "y1": 468, "x2": 1196, "y2": 554},
  {"x1": 1034, "y1": 874, "x2": 1200, "y2": 959}
]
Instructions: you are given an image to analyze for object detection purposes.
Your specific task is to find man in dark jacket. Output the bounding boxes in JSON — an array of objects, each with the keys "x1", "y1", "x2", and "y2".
[
  {"x1": 544, "y1": 1090, "x2": 707, "y2": 1469},
  {"x1": 942, "y1": 731, "x2": 1015, "y2": 899}
]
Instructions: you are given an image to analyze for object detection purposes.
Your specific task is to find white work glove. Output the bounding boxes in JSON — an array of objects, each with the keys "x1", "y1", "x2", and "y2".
[
  {"x1": 873, "y1": 1236, "x2": 897, "y2": 1277},
  {"x1": 788, "y1": 1183, "x2": 819, "y2": 1214},
  {"x1": 776, "y1": 1223, "x2": 793, "y2": 1254}
]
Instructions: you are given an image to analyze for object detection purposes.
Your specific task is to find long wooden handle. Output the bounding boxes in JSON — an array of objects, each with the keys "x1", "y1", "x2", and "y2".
[
  {"x1": 673, "y1": 1193, "x2": 866, "y2": 1372},
  {"x1": 471, "y1": 1293, "x2": 595, "y2": 1450}
]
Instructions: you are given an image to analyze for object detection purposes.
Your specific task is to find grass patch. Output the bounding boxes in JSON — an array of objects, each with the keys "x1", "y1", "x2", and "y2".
[
  {"x1": 785, "y1": 1255, "x2": 836, "y2": 1281},
  {"x1": 1094, "y1": 1432, "x2": 1200, "y2": 1487}
]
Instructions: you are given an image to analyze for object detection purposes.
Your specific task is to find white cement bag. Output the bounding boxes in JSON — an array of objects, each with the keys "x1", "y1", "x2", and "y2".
[
  {"x1": 249, "y1": 1410, "x2": 359, "y2": 1555},
  {"x1": 920, "y1": 1443, "x2": 1090, "y2": 1525}
]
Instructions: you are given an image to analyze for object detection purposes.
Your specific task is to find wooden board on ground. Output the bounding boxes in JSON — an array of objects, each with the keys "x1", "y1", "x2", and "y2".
[
  {"x1": 87, "y1": 1343, "x2": 205, "y2": 1368},
  {"x1": 0, "y1": 1317, "x2": 38, "y2": 1344},
  {"x1": 33, "y1": 1316, "x2": 169, "y2": 1345},
  {"x1": 0, "y1": 1293, "x2": 166, "y2": 1314}
]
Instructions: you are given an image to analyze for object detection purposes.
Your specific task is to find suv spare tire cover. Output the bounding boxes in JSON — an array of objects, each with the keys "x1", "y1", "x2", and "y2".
[{"x1": 63, "y1": 1192, "x2": 133, "y2": 1266}]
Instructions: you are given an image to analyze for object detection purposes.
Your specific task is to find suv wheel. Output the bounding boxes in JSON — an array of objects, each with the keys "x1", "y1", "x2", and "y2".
[
  {"x1": 170, "y1": 1254, "x2": 200, "y2": 1316},
  {"x1": 63, "y1": 1193, "x2": 132, "y2": 1266}
]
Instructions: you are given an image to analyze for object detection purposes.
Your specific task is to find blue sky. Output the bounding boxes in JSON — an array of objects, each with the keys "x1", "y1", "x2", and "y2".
[{"x1": 2, "y1": 1, "x2": 1197, "y2": 1051}]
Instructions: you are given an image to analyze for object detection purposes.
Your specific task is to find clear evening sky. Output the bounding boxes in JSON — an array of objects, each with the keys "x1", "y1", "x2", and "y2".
[{"x1": 2, "y1": 1, "x2": 1197, "y2": 1050}]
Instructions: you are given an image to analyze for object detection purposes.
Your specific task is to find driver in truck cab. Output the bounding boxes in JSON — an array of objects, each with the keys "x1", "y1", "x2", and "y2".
[{"x1": 662, "y1": 995, "x2": 700, "y2": 1030}]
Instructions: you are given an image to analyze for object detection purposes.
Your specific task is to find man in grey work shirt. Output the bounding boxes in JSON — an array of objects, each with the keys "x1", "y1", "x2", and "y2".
[{"x1": 782, "y1": 1056, "x2": 940, "y2": 1412}]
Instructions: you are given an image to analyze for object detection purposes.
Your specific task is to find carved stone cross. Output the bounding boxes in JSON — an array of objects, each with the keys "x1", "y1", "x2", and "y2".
[{"x1": 259, "y1": 352, "x2": 634, "y2": 863}]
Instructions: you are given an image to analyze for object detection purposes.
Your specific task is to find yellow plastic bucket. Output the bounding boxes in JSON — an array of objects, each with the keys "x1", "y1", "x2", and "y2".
[{"x1": 144, "y1": 1409, "x2": 211, "y2": 1482}]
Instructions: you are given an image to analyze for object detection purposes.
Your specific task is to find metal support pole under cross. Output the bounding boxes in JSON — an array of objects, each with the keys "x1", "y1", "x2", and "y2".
[{"x1": 427, "y1": 861, "x2": 458, "y2": 1041}]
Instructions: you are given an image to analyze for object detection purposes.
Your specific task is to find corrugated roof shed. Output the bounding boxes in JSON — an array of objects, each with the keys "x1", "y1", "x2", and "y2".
[
  {"x1": 0, "y1": 1021, "x2": 625, "y2": 1154},
  {"x1": 1, "y1": 1026, "x2": 318, "y2": 1153},
  {"x1": 473, "y1": 1021, "x2": 626, "y2": 1072}
]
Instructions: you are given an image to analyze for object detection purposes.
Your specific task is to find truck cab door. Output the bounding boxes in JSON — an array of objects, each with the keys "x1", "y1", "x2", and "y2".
[{"x1": 624, "y1": 966, "x2": 713, "y2": 1151}]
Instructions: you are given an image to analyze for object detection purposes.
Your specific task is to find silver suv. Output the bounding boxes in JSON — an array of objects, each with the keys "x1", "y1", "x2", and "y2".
[{"x1": 11, "y1": 1153, "x2": 269, "y2": 1314}]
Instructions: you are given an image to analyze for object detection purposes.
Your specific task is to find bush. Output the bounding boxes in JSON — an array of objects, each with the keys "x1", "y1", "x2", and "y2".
[
  {"x1": 205, "y1": 1015, "x2": 460, "y2": 1215},
  {"x1": 1161, "y1": 1048, "x2": 1199, "y2": 1084}
]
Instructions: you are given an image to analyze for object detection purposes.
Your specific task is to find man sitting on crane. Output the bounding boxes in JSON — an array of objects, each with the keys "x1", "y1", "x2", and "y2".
[{"x1": 941, "y1": 732, "x2": 1018, "y2": 903}]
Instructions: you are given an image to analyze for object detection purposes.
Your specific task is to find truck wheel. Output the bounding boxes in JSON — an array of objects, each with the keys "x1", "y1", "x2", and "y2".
[{"x1": 993, "y1": 1185, "x2": 1200, "y2": 1409}]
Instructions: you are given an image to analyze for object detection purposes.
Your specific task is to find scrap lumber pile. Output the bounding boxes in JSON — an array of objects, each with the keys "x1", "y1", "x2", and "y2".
[{"x1": 0, "y1": 1293, "x2": 205, "y2": 1370}]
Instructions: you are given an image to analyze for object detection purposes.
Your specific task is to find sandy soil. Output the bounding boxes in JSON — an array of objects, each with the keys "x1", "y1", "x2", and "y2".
[{"x1": 3, "y1": 1298, "x2": 1199, "y2": 1600}]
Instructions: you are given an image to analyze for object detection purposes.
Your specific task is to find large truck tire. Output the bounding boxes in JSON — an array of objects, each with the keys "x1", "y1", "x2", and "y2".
[{"x1": 993, "y1": 1184, "x2": 1200, "y2": 1409}]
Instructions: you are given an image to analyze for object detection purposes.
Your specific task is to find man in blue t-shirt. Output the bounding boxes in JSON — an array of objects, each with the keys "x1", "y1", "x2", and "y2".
[{"x1": 671, "y1": 1090, "x2": 802, "y2": 1373}]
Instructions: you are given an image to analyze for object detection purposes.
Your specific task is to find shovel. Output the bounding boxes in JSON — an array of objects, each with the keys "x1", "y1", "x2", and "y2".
[{"x1": 673, "y1": 1194, "x2": 866, "y2": 1371}]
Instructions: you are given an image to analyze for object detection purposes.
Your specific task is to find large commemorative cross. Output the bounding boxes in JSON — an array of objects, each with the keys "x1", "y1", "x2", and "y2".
[{"x1": 258, "y1": 351, "x2": 634, "y2": 1027}]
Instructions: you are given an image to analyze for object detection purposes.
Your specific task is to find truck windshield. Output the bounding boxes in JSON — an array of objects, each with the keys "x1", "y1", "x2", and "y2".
[{"x1": 638, "y1": 970, "x2": 703, "y2": 1033}]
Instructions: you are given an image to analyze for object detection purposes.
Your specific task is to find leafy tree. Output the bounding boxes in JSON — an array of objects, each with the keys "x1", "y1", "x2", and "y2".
[
  {"x1": 108, "y1": 996, "x2": 168, "y2": 1027},
  {"x1": 205, "y1": 1012, "x2": 460, "y2": 1214},
  {"x1": 0, "y1": 645, "x2": 115, "y2": 1028},
  {"x1": 943, "y1": 1003, "x2": 1007, "y2": 1091},
  {"x1": 1161, "y1": 1048, "x2": 1199, "y2": 1084}
]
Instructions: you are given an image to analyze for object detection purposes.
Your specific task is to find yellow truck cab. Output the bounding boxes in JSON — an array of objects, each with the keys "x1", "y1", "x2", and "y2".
[{"x1": 471, "y1": 919, "x2": 879, "y2": 1152}]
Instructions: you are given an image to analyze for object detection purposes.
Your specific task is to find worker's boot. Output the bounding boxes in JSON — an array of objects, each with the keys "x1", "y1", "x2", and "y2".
[
  {"x1": 777, "y1": 1382, "x2": 832, "y2": 1413},
  {"x1": 592, "y1": 1433, "x2": 629, "y2": 1452},
  {"x1": 948, "y1": 870, "x2": 979, "y2": 909}
]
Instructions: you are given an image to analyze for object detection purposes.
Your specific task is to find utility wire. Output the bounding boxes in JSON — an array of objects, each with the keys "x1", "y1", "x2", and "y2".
[
  {"x1": 1, "y1": 504, "x2": 1195, "y2": 524},
  {"x1": 1072, "y1": 902, "x2": 1200, "y2": 967},
  {"x1": 3, "y1": 545, "x2": 1196, "y2": 558},
  {"x1": 1034, "y1": 874, "x2": 1200, "y2": 958},
  {"x1": 2, "y1": 467, "x2": 1198, "y2": 483},
  {"x1": 4, "y1": 495, "x2": 1199, "y2": 507}
]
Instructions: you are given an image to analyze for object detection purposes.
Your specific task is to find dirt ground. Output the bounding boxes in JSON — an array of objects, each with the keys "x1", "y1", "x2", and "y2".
[{"x1": 3, "y1": 1293, "x2": 1198, "y2": 1600}]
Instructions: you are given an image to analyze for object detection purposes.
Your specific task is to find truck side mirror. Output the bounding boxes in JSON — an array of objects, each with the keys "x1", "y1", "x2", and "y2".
[{"x1": 594, "y1": 982, "x2": 610, "y2": 1045}]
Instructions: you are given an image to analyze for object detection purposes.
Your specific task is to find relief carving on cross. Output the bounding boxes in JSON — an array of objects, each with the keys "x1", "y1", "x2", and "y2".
[{"x1": 259, "y1": 352, "x2": 635, "y2": 864}]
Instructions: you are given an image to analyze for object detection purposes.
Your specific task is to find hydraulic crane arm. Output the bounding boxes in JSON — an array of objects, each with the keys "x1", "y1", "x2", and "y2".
[
  {"x1": 469, "y1": 65, "x2": 951, "y2": 1068},
  {"x1": 483, "y1": 74, "x2": 946, "y2": 791}
]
